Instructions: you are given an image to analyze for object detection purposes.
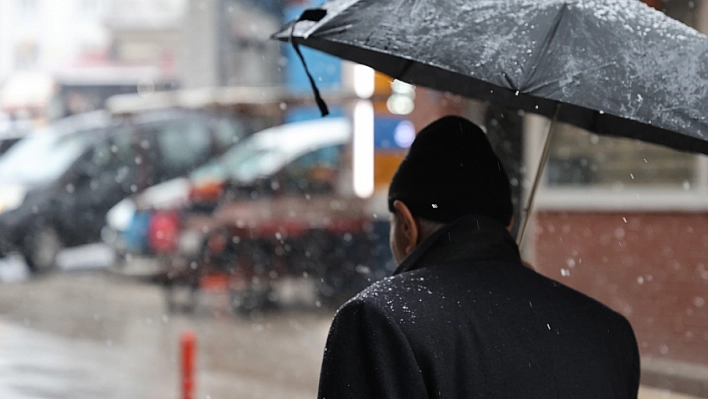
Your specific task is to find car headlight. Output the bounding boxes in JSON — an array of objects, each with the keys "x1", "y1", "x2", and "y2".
[
  {"x1": 179, "y1": 230, "x2": 204, "y2": 256},
  {"x1": 106, "y1": 198, "x2": 136, "y2": 232},
  {"x1": 0, "y1": 185, "x2": 26, "y2": 215}
]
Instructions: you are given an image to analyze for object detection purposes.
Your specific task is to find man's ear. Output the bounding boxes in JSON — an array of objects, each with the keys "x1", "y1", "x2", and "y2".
[
  {"x1": 393, "y1": 200, "x2": 420, "y2": 255},
  {"x1": 507, "y1": 217, "x2": 514, "y2": 232}
]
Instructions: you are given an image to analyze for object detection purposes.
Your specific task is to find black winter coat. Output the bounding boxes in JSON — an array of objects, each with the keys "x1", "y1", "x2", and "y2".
[{"x1": 318, "y1": 215, "x2": 640, "y2": 399}]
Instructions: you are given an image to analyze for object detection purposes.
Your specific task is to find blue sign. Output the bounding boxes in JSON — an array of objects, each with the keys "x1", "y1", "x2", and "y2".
[
  {"x1": 285, "y1": 105, "x2": 345, "y2": 124},
  {"x1": 375, "y1": 116, "x2": 415, "y2": 150},
  {"x1": 283, "y1": 1, "x2": 342, "y2": 94}
]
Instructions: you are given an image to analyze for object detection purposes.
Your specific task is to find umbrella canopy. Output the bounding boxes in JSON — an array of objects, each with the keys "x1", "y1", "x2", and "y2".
[{"x1": 274, "y1": 0, "x2": 708, "y2": 155}]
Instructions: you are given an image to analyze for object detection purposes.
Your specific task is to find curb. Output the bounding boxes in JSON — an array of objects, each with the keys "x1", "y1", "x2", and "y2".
[
  {"x1": 105, "y1": 257, "x2": 165, "y2": 282},
  {"x1": 641, "y1": 357, "x2": 708, "y2": 398}
]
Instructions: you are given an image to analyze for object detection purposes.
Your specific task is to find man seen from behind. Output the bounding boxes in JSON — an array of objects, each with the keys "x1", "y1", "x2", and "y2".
[{"x1": 317, "y1": 116, "x2": 640, "y2": 399}]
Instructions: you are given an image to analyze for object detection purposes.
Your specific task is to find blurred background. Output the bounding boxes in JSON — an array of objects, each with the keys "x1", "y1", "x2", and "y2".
[{"x1": 0, "y1": 0, "x2": 706, "y2": 398}]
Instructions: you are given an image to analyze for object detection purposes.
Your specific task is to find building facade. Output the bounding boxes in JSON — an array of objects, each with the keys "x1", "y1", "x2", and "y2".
[{"x1": 0, "y1": 0, "x2": 112, "y2": 81}]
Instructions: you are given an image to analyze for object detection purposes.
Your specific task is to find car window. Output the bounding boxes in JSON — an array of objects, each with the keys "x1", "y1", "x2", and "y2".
[
  {"x1": 189, "y1": 137, "x2": 256, "y2": 182},
  {"x1": 0, "y1": 127, "x2": 95, "y2": 185},
  {"x1": 155, "y1": 120, "x2": 211, "y2": 173},
  {"x1": 214, "y1": 116, "x2": 248, "y2": 148},
  {"x1": 190, "y1": 135, "x2": 286, "y2": 184},
  {"x1": 230, "y1": 150, "x2": 285, "y2": 183},
  {"x1": 92, "y1": 126, "x2": 134, "y2": 169},
  {"x1": 282, "y1": 145, "x2": 342, "y2": 194}
]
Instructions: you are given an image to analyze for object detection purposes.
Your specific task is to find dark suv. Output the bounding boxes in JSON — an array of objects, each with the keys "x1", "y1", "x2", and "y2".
[{"x1": 0, "y1": 109, "x2": 249, "y2": 272}]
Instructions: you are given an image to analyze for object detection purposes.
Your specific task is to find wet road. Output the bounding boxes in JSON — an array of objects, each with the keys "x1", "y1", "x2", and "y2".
[
  {"x1": 0, "y1": 270, "x2": 331, "y2": 399},
  {"x1": 0, "y1": 257, "x2": 703, "y2": 398}
]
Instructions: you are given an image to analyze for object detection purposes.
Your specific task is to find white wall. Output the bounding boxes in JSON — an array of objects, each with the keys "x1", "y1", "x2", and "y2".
[
  {"x1": 180, "y1": 0, "x2": 282, "y2": 88},
  {"x1": 108, "y1": 0, "x2": 185, "y2": 28},
  {"x1": 180, "y1": 0, "x2": 220, "y2": 88},
  {"x1": 0, "y1": 0, "x2": 14, "y2": 82},
  {"x1": 0, "y1": 0, "x2": 111, "y2": 78}
]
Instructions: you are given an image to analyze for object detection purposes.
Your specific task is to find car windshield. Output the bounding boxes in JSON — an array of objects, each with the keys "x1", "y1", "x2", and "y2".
[
  {"x1": 0, "y1": 128, "x2": 94, "y2": 185},
  {"x1": 190, "y1": 136, "x2": 286, "y2": 183}
]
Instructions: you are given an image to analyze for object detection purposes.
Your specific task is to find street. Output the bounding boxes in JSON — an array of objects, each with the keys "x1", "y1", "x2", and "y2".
[
  {"x1": 0, "y1": 264, "x2": 331, "y2": 399},
  {"x1": 0, "y1": 253, "x2": 703, "y2": 399}
]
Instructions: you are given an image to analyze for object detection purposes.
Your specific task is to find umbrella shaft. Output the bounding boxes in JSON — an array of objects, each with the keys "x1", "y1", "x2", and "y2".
[{"x1": 517, "y1": 103, "x2": 561, "y2": 251}]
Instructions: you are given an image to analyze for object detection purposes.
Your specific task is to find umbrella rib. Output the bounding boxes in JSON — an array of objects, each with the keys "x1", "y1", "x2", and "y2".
[
  {"x1": 393, "y1": 60, "x2": 416, "y2": 81},
  {"x1": 518, "y1": 2, "x2": 570, "y2": 92},
  {"x1": 523, "y1": 61, "x2": 617, "y2": 95}
]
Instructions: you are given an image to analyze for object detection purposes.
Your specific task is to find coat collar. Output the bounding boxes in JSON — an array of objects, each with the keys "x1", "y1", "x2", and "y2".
[{"x1": 392, "y1": 214, "x2": 521, "y2": 276}]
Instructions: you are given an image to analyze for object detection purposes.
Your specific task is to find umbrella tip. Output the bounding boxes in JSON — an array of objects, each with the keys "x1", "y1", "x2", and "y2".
[{"x1": 300, "y1": 8, "x2": 327, "y2": 22}]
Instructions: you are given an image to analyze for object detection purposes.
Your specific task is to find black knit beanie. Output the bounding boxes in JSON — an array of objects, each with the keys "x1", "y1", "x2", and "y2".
[{"x1": 388, "y1": 115, "x2": 513, "y2": 225}]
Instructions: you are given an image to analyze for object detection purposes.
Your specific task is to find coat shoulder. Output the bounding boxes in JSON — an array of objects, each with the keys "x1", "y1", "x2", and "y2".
[
  {"x1": 535, "y1": 270, "x2": 634, "y2": 329},
  {"x1": 339, "y1": 274, "x2": 409, "y2": 314},
  {"x1": 329, "y1": 278, "x2": 413, "y2": 338},
  {"x1": 346, "y1": 272, "x2": 425, "y2": 306},
  {"x1": 337, "y1": 270, "x2": 446, "y2": 328}
]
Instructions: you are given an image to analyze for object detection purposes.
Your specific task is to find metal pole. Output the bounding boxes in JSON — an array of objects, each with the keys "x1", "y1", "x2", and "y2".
[
  {"x1": 181, "y1": 330, "x2": 197, "y2": 399},
  {"x1": 516, "y1": 103, "x2": 562, "y2": 249}
]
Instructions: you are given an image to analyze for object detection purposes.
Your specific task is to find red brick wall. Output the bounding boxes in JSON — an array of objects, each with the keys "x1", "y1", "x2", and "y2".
[{"x1": 534, "y1": 211, "x2": 708, "y2": 364}]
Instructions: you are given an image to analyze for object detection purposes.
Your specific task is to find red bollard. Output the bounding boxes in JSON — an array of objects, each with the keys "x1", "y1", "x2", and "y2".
[{"x1": 181, "y1": 330, "x2": 197, "y2": 399}]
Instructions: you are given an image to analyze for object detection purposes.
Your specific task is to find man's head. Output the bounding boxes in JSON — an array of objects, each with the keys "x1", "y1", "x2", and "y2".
[{"x1": 388, "y1": 116, "x2": 513, "y2": 264}]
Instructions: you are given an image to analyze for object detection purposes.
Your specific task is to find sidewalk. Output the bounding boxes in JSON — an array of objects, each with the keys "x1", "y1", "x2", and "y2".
[
  {"x1": 641, "y1": 357, "x2": 708, "y2": 399},
  {"x1": 640, "y1": 386, "x2": 703, "y2": 399},
  {"x1": 106, "y1": 255, "x2": 164, "y2": 280}
]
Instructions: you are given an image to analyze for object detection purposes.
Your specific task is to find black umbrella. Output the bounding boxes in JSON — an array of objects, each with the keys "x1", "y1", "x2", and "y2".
[{"x1": 273, "y1": 0, "x2": 708, "y2": 244}]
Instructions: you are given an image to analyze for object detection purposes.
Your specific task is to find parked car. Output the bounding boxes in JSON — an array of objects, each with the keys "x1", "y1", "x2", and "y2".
[
  {"x1": 104, "y1": 177, "x2": 191, "y2": 260},
  {"x1": 146, "y1": 118, "x2": 393, "y2": 312},
  {"x1": 101, "y1": 130, "x2": 275, "y2": 260},
  {"x1": 0, "y1": 132, "x2": 25, "y2": 156},
  {"x1": 103, "y1": 115, "x2": 336, "y2": 258},
  {"x1": 0, "y1": 115, "x2": 31, "y2": 155},
  {"x1": 0, "y1": 109, "x2": 250, "y2": 272}
]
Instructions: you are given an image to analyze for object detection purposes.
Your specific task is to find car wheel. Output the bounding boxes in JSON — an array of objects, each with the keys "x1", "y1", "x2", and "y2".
[{"x1": 23, "y1": 225, "x2": 62, "y2": 273}]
